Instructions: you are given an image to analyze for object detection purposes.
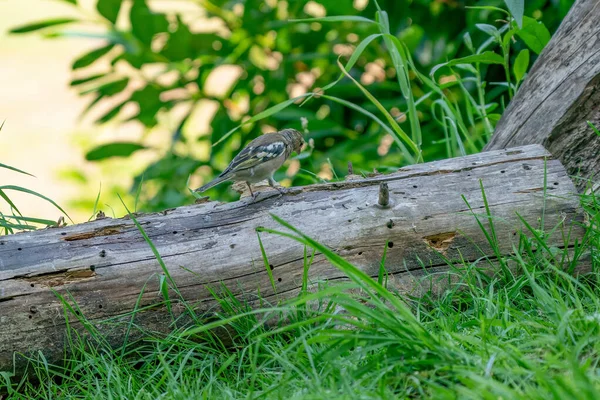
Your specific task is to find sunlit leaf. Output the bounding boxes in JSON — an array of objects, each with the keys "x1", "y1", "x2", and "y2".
[
  {"x1": 10, "y1": 18, "x2": 77, "y2": 34},
  {"x1": 95, "y1": 100, "x2": 127, "y2": 124},
  {"x1": 72, "y1": 44, "x2": 114, "y2": 69},
  {"x1": 130, "y1": 0, "x2": 168, "y2": 46},
  {"x1": 517, "y1": 16, "x2": 551, "y2": 54},
  {"x1": 97, "y1": 0, "x2": 122, "y2": 24},
  {"x1": 70, "y1": 73, "x2": 107, "y2": 86},
  {"x1": 85, "y1": 142, "x2": 148, "y2": 161},
  {"x1": 80, "y1": 77, "x2": 128, "y2": 96}
]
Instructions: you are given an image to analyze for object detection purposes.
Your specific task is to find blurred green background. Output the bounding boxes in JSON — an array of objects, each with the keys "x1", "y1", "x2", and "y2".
[{"x1": 1, "y1": 0, "x2": 574, "y2": 223}]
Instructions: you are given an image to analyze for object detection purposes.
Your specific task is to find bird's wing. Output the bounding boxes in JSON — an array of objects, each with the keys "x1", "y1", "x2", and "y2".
[{"x1": 220, "y1": 140, "x2": 286, "y2": 176}]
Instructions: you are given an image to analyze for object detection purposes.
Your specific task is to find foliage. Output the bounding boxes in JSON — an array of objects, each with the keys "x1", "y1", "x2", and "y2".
[{"x1": 9, "y1": 0, "x2": 572, "y2": 214}]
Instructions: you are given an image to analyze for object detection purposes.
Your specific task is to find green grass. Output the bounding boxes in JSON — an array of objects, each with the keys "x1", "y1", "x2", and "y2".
[{"x1": 2, "y1": 185, "x2": 600, "y2": 399}]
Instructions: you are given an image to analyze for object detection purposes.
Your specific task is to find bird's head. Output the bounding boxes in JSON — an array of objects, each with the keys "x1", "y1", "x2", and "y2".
[{"x1": 280, "y1": 128, "x2": 305, "y2": 155}]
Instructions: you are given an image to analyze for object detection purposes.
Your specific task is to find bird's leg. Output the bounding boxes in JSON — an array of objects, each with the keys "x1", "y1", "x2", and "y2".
[
  {"x1": 246, "y1": 182, "x2": 257, "y2": 200},
  {"x1": 268, "y1": 176, "x2": 286, "y2": 195}
]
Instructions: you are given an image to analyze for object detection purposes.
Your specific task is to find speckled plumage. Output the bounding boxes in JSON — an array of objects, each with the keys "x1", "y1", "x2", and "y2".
[{"x1": 194, "y1": 128, "x2": 305, "y2": 195}]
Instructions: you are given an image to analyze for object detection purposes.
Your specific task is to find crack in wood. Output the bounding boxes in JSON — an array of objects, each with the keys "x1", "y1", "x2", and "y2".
[
  {"x1": 62, "y1": 225, "x2": 129, "y2": 241},
  {"x1": 18, "y1": 269, "x2": 97, "y2": 287}
]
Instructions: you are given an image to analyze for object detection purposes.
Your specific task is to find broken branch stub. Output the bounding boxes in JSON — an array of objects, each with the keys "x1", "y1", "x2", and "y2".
[{"x1": 0, "y1": 144, "x2": 585, "y2": 375}]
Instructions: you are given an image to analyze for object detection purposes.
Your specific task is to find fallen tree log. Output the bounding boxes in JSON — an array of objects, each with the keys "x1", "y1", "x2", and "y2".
[
  {"x1": 484, "y1": 0, "x2": 600, "y2": 191},
  {"x1": 0, "y1": 144, "x2": 585, "y2": 373}
]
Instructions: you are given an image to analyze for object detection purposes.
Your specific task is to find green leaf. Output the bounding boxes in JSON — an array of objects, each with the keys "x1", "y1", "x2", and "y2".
[
  {"x1": 10, "y1": 18, "x2": 78, "y2": 34},
  {"x1": 0, "y1": 186, "x2": 72, "y2": 223},
  {"x1": 587, "y1": 121, "x2": 600, "y2": 137},
  {"x1": 430, "y1": 52, "x2": 505, "y2": 77},
  {"x1": 3, "y1": 215, "x2": 58, "y2": 227},
  {"x1": 85, "y1": 142, "x2": 147, "y2": 161},
  {"x1": 257, "y1": 232, "x2": 277, "y2": 293},
  {"x1": 72, "y1": 44, "x2": 114, "y2": 69},
  {"x1": 513, "y1": 49, "x2": 530, "y2": 82},
  {"x1": 517, "y1": 16, "x2": 551, "y2": 54},
  {"x1": 81, "y1": 77, "x2": 128, "y2": 96},
  {"x1": 465, "y1": 6, "x2": 509, "y2": 15},
  {"x1": 476, "y1": 23, "x2": 500, "y2": 39},
  {"x1": 503, "y1": 0, "x2": 524, "y2": 28},
  {"x1": 130, "y1": 0, "x2": 168, "y2": 46},
  {"x1": 289, "y1": 16, "x2": 376, "y2": 24},
  {"x1": 463, "y1": 32, "x2": 474, "y2": 52},
  {"x1": 0, "y1": 163, "x2": 35, "y2": 177},
  {"x1": 70, "y1": 73, "x2": 107, "y2": 86},
  {"x1": 95, "y1": 100, "x2": 127, "y2": 124},
  {"x1": 97, "y1": 0, "x2": 122, "y2": 24}
]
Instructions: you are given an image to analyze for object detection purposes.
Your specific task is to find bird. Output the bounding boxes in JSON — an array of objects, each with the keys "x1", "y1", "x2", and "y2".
[{"x1": 194, "y1": 128, "x2": 305, "y2": 198}]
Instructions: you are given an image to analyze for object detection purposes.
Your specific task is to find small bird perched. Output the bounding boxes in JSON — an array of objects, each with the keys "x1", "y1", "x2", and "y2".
[{"x1": 194, "y1": 128, "x2": 305, "y2": 197}]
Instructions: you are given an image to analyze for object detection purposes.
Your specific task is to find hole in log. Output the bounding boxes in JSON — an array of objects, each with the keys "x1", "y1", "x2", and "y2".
[
  {"x1": 554, "y1": 182, "x2": 559, "y2": 186},
  {"x1": 28, "y1": 315, "x2": 32, "y2": 319},
  {"x1": 63, "y1": 225, "x2": 127, "y2": 241},
  {"x1": 423, "y1": 232, "x2": 457, "y2": 254},
  {"x1": 173, "y1": 231, "x2": 178, "y2": 234},
  {"x1": 413, "y1": 185, "x2": 418, "y2": 188},
  {"x1": 30, "y1": 283, "x2": 34, "y2": 288},
  {"x1": 99, "y1": 250, "x2": 106, "y2": 258},
  {"x1": 358, "y1": 252, "x2": 363, "y2": 256},
  {"x1": 386, "y1": 220, "x2": 394, "y2": 229},
  {"x1": 268, "y1": 264, "x2": 274, "y2": 271},
  {"x1": 230, "y1": 244, "x2": 236, "y2": 249},
  {"x1": 61, "y1": 232, "x2": 67, "y2": 236},
  {"x1": 98, "y1": 304, "x2": 103, "y2": 309},
  {"x1": 500, "y1": 170, "x2": 505, "y2": 173},
  {"x1": 388, "y1": 242, "x2": 394, "y2": 248},
  {"x1": 277, "y1": 278, "x2": 282, "y2": 282},
  {"x1": 523, "y1": 164, "x2": 531, "y2": 170},
  {"x1": 22, "y1": 268, "x2": 97, "y2": 288},
  {"x1": 18, "y1": 248, "x2": 22, "y2": 251}
]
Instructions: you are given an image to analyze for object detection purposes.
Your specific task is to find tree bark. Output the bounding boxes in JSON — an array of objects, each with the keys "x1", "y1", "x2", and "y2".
[
  {"x1": 484, "y1": 0, "x2": 600, "y2": 191},
  {"x1": 0, "y1": 145, "x2": 585, "y2": 373}
]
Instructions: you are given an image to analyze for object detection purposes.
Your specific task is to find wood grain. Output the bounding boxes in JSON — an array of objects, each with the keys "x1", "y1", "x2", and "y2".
[
  {"x1": 484, "y1": 0, "x2": 600, "y2": 191},
  {"x1": 0, "y1": 145, "x2": 585, "y2": 373}
]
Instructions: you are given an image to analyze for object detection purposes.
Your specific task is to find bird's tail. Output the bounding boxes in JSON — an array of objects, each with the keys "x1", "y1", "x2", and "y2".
[{"x1": 194, "y1": 175, "x2": 230, "y2": 193}]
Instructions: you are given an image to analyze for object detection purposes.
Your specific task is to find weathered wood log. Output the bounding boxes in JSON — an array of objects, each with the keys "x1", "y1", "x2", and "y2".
[
  {"x1": 484, "y1": 0, "x2": 600, "y2": 191},
  {"x1": 0, "y1": 145, "x2": 584, "y2": 373}
]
